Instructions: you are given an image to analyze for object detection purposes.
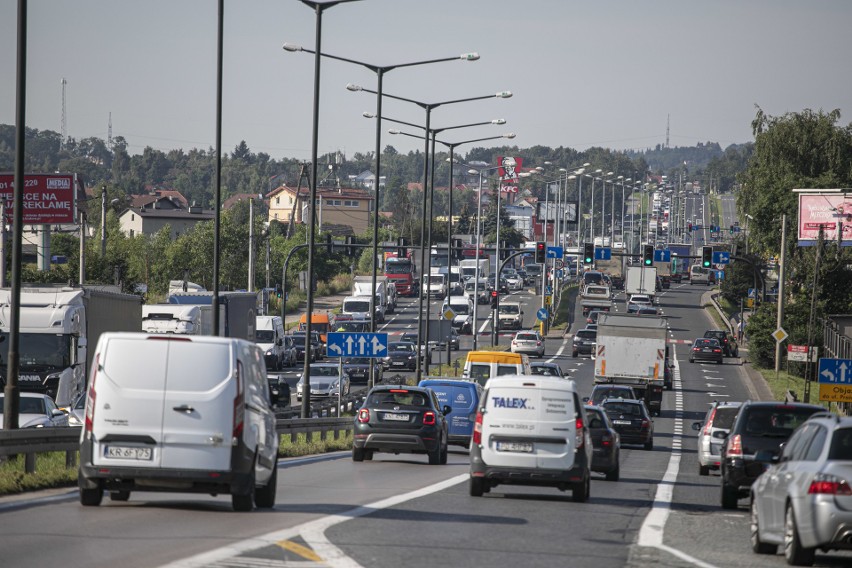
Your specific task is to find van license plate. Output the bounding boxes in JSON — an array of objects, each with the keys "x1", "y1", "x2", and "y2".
[
  {"x1": 105, "y1": 446, "x2": 152, "y2": 460},
  {"x1": 382, "y1": 413, "x2": 409, "y2": 421},
  {"x1": 612, "y1": 420, "x2": 632, "y2": 425},
  {"x1": 496, "y1": 441, "x2": 533, "y2": 453}
]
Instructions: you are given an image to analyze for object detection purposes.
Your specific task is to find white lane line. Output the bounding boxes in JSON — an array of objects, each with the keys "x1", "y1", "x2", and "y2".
[
  {"x1": 636, "y1": 347, "x2": 720, "y2": 568},
  {"x1": 160, "y1": 474, "x2": 469, "y2": 568},
  {"x1": 545, "y1": 337, "x2": 569, "y2": 362}
]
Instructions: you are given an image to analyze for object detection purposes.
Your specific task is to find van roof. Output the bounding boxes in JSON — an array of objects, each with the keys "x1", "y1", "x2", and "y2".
[
  {"x1": 484, "y1": 374, "x2": 577, "y2": 390},
  {"x1": 465, "y1": 351, "x2": 527, "y2": 364},
  {"x1": 299, "y1": 313, "x2": 331, "y2": 322}
]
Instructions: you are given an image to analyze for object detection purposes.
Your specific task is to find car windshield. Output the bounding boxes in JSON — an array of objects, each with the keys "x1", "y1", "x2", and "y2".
[
  {"x1": 344, "y1": 358, "x2": 370, "y2": 365},
  {"x1": 743, "y1": 406, "x2": 820, "y2": 436},
  {"x1": 427, "y1": 275, "x2": 444, "y2": 285},
  {"x1": 586, "y1": 286, "x2": 608, "y2": 295},
  {"x1": 0, "y1": 396, "x2": 46, "y2": 415},
  {"x1": 385, "y1": 261, "x2": 413, "y2": 274},
  {"x1": 255, "y1": 330, "x2": 275, "y2": 342},
  {"x1": 499, "y1": 305, "x2": 519, "y2": 315},
  {"x1": 828, "y1": 428, "x2": 852, "y2": 460},
  {"x1": 592, "y1": 388, "x2": 632, "y2": 403},
  {"x1": 530, "y1": 365, "x2": 559, "y2": 376},
  {"x1": 367, "y1": 390, "x2": 427, "y2": 408},
  {"x1": 694, "y1": 339, "x2": 718, "y2": 347},
  {"x1": 344, "y1": 300, "x2": 371, "y2": 313},
  {"x1": 390, "y1": 342, "x2": 415, "y2": 352}
]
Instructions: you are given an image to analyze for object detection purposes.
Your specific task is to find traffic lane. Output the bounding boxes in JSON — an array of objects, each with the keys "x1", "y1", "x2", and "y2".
[{"x1": 0, "y1": 452, "x2": 471, "y2": 568}]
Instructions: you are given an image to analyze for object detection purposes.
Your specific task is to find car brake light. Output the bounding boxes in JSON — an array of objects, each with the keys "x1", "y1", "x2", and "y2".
[
  {"x1": 641, "y1": 419, "x2": 650, "y2": 429},
  {"x1": 389, "y1": 389, "x2": 409, "y2": 393},
  {"x1": 575, "y1": 417, "x2": 585, "y2": 448},
  {"x1": 358, "y1": 408, "x2": 370, "y2": 423},
  {"x1": 84, "y1": 354, "x2": 99, "y2": 433},
  {"x1": 423, "y1": 411, "x2": 436, "y2": 425},
  {"x1": 726, "y1": 434, "x2": 743, "y2": 458},
  {"x1": 601, "y1": 433, "x2": 612, "y2": 447},
  {"x1": 693, "y1": 347, "x2": 700, "y2": 352},
  {"x1": 713, "y1": 349, "x2": 722, "y2": 353},
  {"x1": 808, "y1": 473, "x2": 852, "y2": 495},
  {"x1": 536, "y1": 341, "x2": 541, "y2": 346},
  {"x1": 233, "y1": 361, "x2": 245, "y2": 439},
  {"x1": 473, "y1": 411, "x2": 483, "y2": 445},
  {"x1": 703, "y1": 407, "x2": 717, "y2": 436}
]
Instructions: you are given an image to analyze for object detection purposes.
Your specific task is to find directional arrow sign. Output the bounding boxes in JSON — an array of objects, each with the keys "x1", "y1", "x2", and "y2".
[
  {"x1": 546, "y1": 246, "x2": 563, "y2": 259},
  {"x1": 536, "y1": 307, "x2": 549, "y2": 321},
  {"x1": 818, "y1": 358, "x2": 852, "y2": 384},
  {"x1": 326, "y1": 332, "x2": 388, "y2": 358},
  {"x1": 654, "y1": 249, "x2": 671, "y2": 263},
  {"x1": 713, "y1": 251, "x2": 731, "y2": 264},
  {"x1": 594, "y1": 247, "x2": 612, "y2": 261}
]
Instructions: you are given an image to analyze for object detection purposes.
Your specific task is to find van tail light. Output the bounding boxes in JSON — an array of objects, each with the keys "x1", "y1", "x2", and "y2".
[
  {"x1": 84, "y1": 354, "x2": 99, "y2": 433},
  {"x1": 423, "y1": 411, "x2": 436, "y2": 425},
  {"x1": 536, "y1": 341, "x2": 541, "y2": 346},
  {"x1": 808, "y1": 473, "x2": 852, "y2": 495},
  {"x1": 703, "y1": 408, "x2": 717, "y2": 436},
  {"x1": 473, "y1": 411, "x2": 483, "y2": 445},
  {"x1": 232, "y1": 361, "x2": 245, "y2": 439},
  {"x1": 726, "y1": 434, "x2": 743, "y2": 458},
  {"x1": 601, "y1": 432, "x2": 613, "y2": 447},
  {"x1": 575, "y1": 417, "x2": 585, "y2": 448},
  {"x1": 357, "y1": 408, "x2": 370, "y2": 423}
]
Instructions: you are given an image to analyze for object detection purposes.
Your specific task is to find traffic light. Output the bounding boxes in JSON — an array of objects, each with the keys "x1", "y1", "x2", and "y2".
[
  {"x1": 702, "y1": 246, "x2": 713, "y2": 268},
  {"x1": 490, "y1": 290, "x2": 499, "y2": 308},
  {"x1": 583, "y1": 242, "x2": 594, "y2": 265},
  {"x1": 397, "y1": 236, "x2": 407, "y2": 259},
  {"x1": 275, "y1": 284, "x2": 283, "y2": 299},
  {"x1": 643, "y1": 245, "x2": 654, "y2": 266},
  {"x1": 729, "y1": 224, "x2": 734, "y2": 234},
  {"x1": 346, "y1": 235, "x2": 356, "y2": 257},
  {"x1": 325, "y1": 233, "x2": 333, "y2": 254},
  {"x1": 535, "y1": 241, "x2": 546, "y2": 263},
  {"x1": 688, "y1": 222, "x2": 693, "y2": 231},
  {"x1": 453, "y1": 238, "x2": 464, "y2": 260}
]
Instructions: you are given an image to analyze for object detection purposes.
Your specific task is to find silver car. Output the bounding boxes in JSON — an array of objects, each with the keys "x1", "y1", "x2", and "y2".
[
  {"x1": 691, "y1": 401, "x2": 742, "y2": 475},
  {"x1": 0, "y1": 392, "x2": 69, "y2": 429},
  {"x1": 750, "y1": 413, "x2": 852, "y2": 565},
  {"x1": 295, "y1": 363, "x2": 351, "y2": 402}
]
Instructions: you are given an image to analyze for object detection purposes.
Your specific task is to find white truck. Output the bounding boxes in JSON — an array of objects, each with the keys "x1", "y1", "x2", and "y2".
[
  {"x1": 142, "y1": 304, "x2": 202, "y2": 335},
  {"x1": 167, "y1": 291, "x2": 258, "y2": 340},
  {"x1": 422, "y1": 273, "x2": 447, "y2": 299},
  {"x1": 580, "y1": 284, "x2": 613, "y2": 315},
  {"x1": 0, "y1": 285, "x2": 142, "y2": 409},
  {"x1": 342, "y1": 294, "x2": 383, "y2": 323},
  {"x1": 593, "y1": 313, "x2": 667, "y2": 415},
  {"x1": 353, "y1": 275, "x2": 393, "y2": 315},
  {"x1": 625, "y1": 266, "x2": 658, "y2": 298},
  {"x1": 459, "y1": 258, "x2": 489, "y2": 282}
]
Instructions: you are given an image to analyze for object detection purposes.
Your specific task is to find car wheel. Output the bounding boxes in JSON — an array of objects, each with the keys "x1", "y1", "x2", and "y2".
[
  {"x1": 699, "y1": 464, "x2": 710, "y2": 476},
  {"x1": 644, "y1": 438, "x2": 653, "y2": 451},
  {"x1": 572, "y1": 472, "x2": 590, "y2": 502},
  {"x1": 79, "y1": 486, "x2": 103, "y2": 507},
  {"x1": 721, "y1": 479, "x2": 739, "y2": 510},
  {"x1": 469, "y1": 476, "x2": 485, "y2": 497},
  {"x1": 428, "y1": 436, "x2": 443, "y2": 465},
  {"x1": 231, "y1": 470, "x2": 255, "y2": 512},
  {"x1": 254, "y1": 464, "x2": 278, "y2": 509},
  {"x1": 572, "y1": 351, "x2": 578, "y2": 358},
  {"x1": 605, "y1": 462, "x2": 620, "y2": 482},
  {"x1": 439, "y1": 437, "x2": 448, "y2": 465},
  {"x1": 363, "y1": 450, "x2": 373, "y2": 461},
  {"x1": 689, "y1": 358, "x2": 694, "y2": 363},
  {"x1": 109, "y1": 490, "x2": 130, "y2": 502},
  {"x1": 750, "y1": 498, "x2": 776, "y2": 554},
  {"x1": 352, "y1": 447, "x2": 365, "y2": 462},
  {"x1": 785, "y1": 504, "x2": 815, "y2": 566}
]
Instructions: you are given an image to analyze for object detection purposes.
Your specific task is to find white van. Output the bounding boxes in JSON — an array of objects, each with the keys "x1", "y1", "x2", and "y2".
[
  {"x1": 469, "y1": 375, "x2": 592, "y2": 501},
  {"x1": 78, "y1": 333, "x2": 279, "y2": 511},
  {"x1": 689, "y1": 264, "x2": 714, "y2": 285},
  {"x1": 256, "y1": 315, "x2": 287, "y2": 370}
]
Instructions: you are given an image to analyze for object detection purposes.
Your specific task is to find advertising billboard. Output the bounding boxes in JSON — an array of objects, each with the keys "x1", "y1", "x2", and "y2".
[
  {"x1": 797, "y1": 192, "x2": 852, "y2": 246},
  {"x1": 0, "y1": 173, "x2": 79, "y2": 225}
]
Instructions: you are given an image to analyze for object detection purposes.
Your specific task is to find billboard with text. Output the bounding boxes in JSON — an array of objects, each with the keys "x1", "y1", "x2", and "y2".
[
  {"x1": 797, "y1": 192, "x2": 852, "y2": 246},
  {"x1": 0, "y1": 173, "x2": 79, "y2": 225}
]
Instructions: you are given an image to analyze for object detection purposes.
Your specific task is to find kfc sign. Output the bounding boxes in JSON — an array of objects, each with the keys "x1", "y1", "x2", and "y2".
[
  {"x1": 0, "y1": 173, "x2": 79, "y2": 225},
  {"x1": 497, "y1": 156, "x2": 523, "y2": 182}
]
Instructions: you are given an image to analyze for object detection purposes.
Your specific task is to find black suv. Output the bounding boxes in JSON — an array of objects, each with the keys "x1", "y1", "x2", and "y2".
[
  {"x1": 719, "y1": 401, "x2": 823, "y2": 509},
  {"x1": 703, "y1": 330, "x2": 738, "y2": 357},
  {"x1": 353, "y1": 385, "x2": 451, "y2": 465}
]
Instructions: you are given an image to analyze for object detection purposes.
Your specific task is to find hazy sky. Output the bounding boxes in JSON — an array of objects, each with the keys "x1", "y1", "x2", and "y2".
[{"x1": 2, "y1": 0, "x2": 851, "y2": 162}]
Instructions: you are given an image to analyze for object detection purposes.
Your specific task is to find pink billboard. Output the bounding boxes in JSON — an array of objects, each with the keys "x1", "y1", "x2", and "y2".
[
  {"x1": 798, "y1": 193, "x2": 852, "y2": 244},
  {"x1": 0, "y1": 173, "x2": 79, "y2": 225}
]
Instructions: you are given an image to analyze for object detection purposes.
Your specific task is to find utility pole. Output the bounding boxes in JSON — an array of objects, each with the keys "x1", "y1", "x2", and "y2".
[
  {"x1": 774, "y1": 215, "x2": 786, "y2": 375},
  {"x1": 100, "y1": 187, "x2": 107, "y2": 256},
  {"x1": 0, "y1": 201, "x2": 6, "y2": 288},
  {"x1": 248, "y1": 197, "x2": 255, "y2": 292}
]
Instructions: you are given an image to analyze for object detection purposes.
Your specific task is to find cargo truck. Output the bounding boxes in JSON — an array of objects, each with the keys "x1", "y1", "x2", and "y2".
[
  {"x1": 580, "y1": 284, "x2": 613, "y2": 315},
  {"x1": 353, "y1": 275, "x2": 392, "y2": 315},
  {"x1": 593, "y1": 313, "x2": 668, "y2": 415},
  {"x1": 0, "y1": 285, "x2": 142, "y2": 409},
  {"x1": 384, "y1": 257, "x2": 418, "y2": 297},
  {"x1": 668, "y1": 244, "x2": 691, "y2": 283},
  {"x1": 625, "y1": 266, "x2": 658, "y2": 298},
  {"x1": 167, "y1": 291, "x2": 257, "y2": 341},
  {"x1": 595, "y1": 251, "x2": 625, "y2": 289},
  {"x1": 142, "y1": 304, "x2": 203, "y2": 335}
]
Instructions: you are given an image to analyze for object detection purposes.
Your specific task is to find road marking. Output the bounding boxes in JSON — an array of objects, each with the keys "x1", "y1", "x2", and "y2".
[{"x1": 277, "y1": 540, "x2": 324, "y2": 562}]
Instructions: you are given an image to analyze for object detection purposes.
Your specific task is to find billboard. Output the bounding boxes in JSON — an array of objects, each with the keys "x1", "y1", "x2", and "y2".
[
  {"x1": 536, "y1": 201, "x2": 579, "y2": 223},
  {"x1": 0, "y1": 173, "x2": 79, "y2": 225},
  {"x1": 497, "y1": 156, "x2": 522, "y2": 194},
  {"x1": 797, "y1": 192, "x2": 852, "y2": 246}
]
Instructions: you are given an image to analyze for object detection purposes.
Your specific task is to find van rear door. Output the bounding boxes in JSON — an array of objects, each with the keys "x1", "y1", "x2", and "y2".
[
  {"x1": 422, "y1": 381, "x2": 478, "y2": 439},
  {"x1": 535, "y1": 384, "x2": 576, "y2": 470},
  {"x1": 480, "y1": 380, "x2": 543, "y2": 469},
  {"x1": 159, "y1": 338, "x2": 235, "y2": 471}
]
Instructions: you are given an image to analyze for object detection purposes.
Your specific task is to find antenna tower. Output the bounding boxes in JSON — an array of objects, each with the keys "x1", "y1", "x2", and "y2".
[
  {"x1": 107, "y1": 112, "x2": 113, "y2": 150},
  {"x1": 666, "y1": 114, "x2": 670, "y2": 149},
  {"x1": 60, "y1": 78, "x2": 67, "y2": 150}
]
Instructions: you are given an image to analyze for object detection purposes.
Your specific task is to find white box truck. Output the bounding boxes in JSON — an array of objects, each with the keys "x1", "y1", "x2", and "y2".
[
  {"x1": 167, "y1": 291, "x2": 258, "y2": 341},
  {"x1": 353, "y1": 275, "x2": 392, "y2": 315},
  {"x1": 625, "y1": 266, "x2": 657, "y2": 298},
  {"x1": 459, "y1": 258, "x2": 490, "y2": 282},
  {"x1": 142, "y1": 305, "x2": 202, "y2": 335},
  {"x1": 593, "y1": 313, "x2": 667, "y2": 415},
  {"x1": 0, "y1": 285, "x2": 142, "y2": 409}
]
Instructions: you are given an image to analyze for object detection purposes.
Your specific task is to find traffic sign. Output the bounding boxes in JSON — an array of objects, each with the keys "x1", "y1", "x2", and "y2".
[
  {"x1": 748, "y1": 288, "x2": 756, "y2": 298},
  {"x1": 555, "y1": 269, "x2": 564, "y2": 279},
  {"x1": 787, "y1": 345, "x2": 818, "y2": 363},
  {"x1": 554, "y1": 259, "x2": 564, "y2": 268},
  {"x1": 654, "y1": 249, "x2": 671, "y2": 263},
  {"x1": 712, "y1": 251, "x2": 731, "y2": 264},
  {"x1": 546, "y1": 246, "x2": 563, "y2": 259},
  {"x1": 818, "y1": 357, "x2": 852, "y2": 403},
  {"x1": 716, "y1": 270, "x2": 725, "y2": 281},
  {"x1": 546, "y1": 285, "x2": 553, "y2": 295},
  {"x1": 594, "y1": 247, "x2": 612, "y2": 261},
  {"x1": 442, "y1": 307, "x2": 456, "y2": 321},
  {"x1": 771, "y1": 327, "x2": 788, "y2": 343},
  {"x1": 536, "y1": 308, "x2": 549, "y2": 321},
  {"x1": 326, "y1": 332, "x2": 388, "y2": 358}
]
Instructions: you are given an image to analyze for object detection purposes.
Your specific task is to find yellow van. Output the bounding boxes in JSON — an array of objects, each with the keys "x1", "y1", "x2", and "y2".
[
  {"x1": 462, "y1": 351, "x2": 531, "y2": 386},
  {"x1": 298, "y1": 313, "x2": 332, "y2": 343}
]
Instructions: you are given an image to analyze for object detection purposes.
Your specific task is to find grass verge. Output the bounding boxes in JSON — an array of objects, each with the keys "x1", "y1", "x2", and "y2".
[
  {"x1": 750, "y1": 365, "x2": 842, "y2": 413},
  {"x1": 552, "y1": 283, "x2": 578, "y2": 330}
]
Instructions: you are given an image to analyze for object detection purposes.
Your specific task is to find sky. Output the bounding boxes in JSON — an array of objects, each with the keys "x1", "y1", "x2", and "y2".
[{"x1": 2, "y1": 0, "x2": 851, "y2": 163}]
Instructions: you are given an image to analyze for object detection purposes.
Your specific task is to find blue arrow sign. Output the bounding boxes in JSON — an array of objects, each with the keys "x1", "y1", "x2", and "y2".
[
  {"x1": 713, "y1": 251, "x2": 731, "y2": 264},
  {"x1": 654, "y1": 249, "x2": 671, "y2": 262},
  {"x1": 818, "y1": 358, "x2": 852, "y2": 384},
  {"x1": 326, "y1": 332, "x2": 388, "y2": 358},
  {"x1": 546, "y1": 246, "x2": 563, "y2": 259},
  {"x1": 555, "y1": 269, "x2": 564, "y2": 279},
  {"x1": 594, "y1": 247, "x2": 612, "y2": 260},
  {"x1": 536, "y1": 308, "x2": 549, "y2": 321}
]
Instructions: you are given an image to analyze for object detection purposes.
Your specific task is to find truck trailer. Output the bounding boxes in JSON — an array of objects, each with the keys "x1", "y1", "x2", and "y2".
[{"x1": 167, "y1": 291, "x2": 257, "y2": 341}]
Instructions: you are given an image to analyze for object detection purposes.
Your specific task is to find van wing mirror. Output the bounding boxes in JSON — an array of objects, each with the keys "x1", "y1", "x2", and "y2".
[{"x1": 442, "y1": 405, "x2": 452, "y2": 415}]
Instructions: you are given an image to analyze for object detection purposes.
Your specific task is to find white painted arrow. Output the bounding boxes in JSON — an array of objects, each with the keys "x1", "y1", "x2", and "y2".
[
  {"x1": 345, "y1": 336, "x2": 355, "y2": 356},
  {"x1": 707, "y1": 392, "x2": 730, "y2": 397},
  {"x1": 328, "y1": 343, "x2": 342, "y2": 355},
  {"x1": 371, "y1": 337, "x2": 386, "y2": 354},
  {"x1": 357, "y1": 336, "x2": 368, "y2": 355},
  {"x1": 707, "y1": 383, "x2": 726, "y2": 388},
  {"x1": 822, "y1": 369, "x2": 836, "y2": 382}
]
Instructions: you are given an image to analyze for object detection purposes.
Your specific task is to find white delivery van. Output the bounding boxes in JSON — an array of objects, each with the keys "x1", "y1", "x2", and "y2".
[
  {"x1": 689, "y1": 264, "x2": 714, "y2": 285},
  {"x1": 256, "y1": 315, "x2": 287, "y2": 370},
  {"x1": 469, "y1": 375, "x2": 592, "y2": 501},
  {"x1": 78, "y1": 333, "x2": 279, "y2": 512}
]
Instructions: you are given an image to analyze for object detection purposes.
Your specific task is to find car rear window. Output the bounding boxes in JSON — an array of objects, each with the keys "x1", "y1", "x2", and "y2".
[
  {"x1": 367, "y1": 390, "x2": 427, "y2": 407},
  {"x1": 711, "y1": 407, "x2": 740, "y2": 430},
  {"x1": 517, "y1": 333, "x2": 537, "y2": 340},
  {"x1": 604, "y1": 402, "x2": 642, "y2": 416},
  {"x1": 828, "y1": 428, "x2": 852, "y2": 460},
  {"x1": 742, "y1": 406, "x2": 821, "y2": 436},
  {"x1": 577, "y1": 330, "x2": 597, "y2": 340}
]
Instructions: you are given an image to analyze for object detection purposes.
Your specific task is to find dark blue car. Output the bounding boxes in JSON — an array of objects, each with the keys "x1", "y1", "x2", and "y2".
[{"x1": 419, "y1": 379, "x2": 482, "y2": 447}]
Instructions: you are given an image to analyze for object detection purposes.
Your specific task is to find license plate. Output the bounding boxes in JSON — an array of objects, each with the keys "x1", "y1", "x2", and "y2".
[
  {"x1": 105, "y1": 446, "x2": 152, "y2": 460},
  {"x1": 703, "y1": 348, "x2": 711, "y2": 352},
  {"x1": 613, "y1": 420, "x2": 632, "y2": 425},
  {"x1": 392, "y1": 361, "x2": 405, "y2": 366},
  {"x1": 496, "y1": 441, "x2": 534, "y2": 453},
  {"x1": 383, "y1": 413, "x2": 409, "y2": 421}
]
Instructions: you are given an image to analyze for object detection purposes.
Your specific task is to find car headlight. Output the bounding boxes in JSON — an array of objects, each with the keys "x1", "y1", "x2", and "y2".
[{"x1": 265, "y1": 348, "x2": 274, "y2": 356}]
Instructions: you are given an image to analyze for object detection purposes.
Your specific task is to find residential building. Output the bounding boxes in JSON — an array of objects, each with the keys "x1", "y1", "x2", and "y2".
[{"x1": 266, "y1": 185, "x2": 373, "y2": 235}]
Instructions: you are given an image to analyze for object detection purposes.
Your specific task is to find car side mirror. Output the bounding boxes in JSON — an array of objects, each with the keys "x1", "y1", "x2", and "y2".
[
  {"x1": 52, "y1": 409, "x2": 65, "y2": 417},
  {"x1": 442, "y1": 405, "x2": 452, "y2": 415},
  {"x1": 582, "y1": 397, "x2": 590, "y2": 403},
  {"x1": 691, "y1": 421, "x2": 702, "y2": 431},
  {"x1": 712, "y1": 430, "x2": 727, "y2": 439}
]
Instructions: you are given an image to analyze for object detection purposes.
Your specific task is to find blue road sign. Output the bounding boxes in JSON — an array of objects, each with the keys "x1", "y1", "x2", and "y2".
[
  {"x1": 818, "y1": 358, "x2": 852, "y2": 384},
  {"x1": 326, "y1": 332, "x2": 388, "y2": 358},
  {"x1": 546, "y1": 285, "x2": 553, "y2": 295},
  {"x1": 716, "y1": 270, "x2": 725, "y2": 281},
  {"x1": 536, "y1": 308, "x2": 549, "y2": 321},
  {"x1": 713, "y1": 251, "x2": 731, "y2": 264},
  {"x1": 733, "y1": 226, "x2": 741, "y2": 233},
  {"x1": 546, "y1": 246, "x2": 563, "y2": 259},
  {"x1": 594, "y1": 247, "x2": 612, "y2": 261},
  {"x1": 555, "y1": 269, "x2": 564, "y2": 279},
  {"x1": 654, "y1": 249, "x2": 671, "y2": 262},
  {"x1": 748, "y1": 288, "x2": 756, "y2": 298}
]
